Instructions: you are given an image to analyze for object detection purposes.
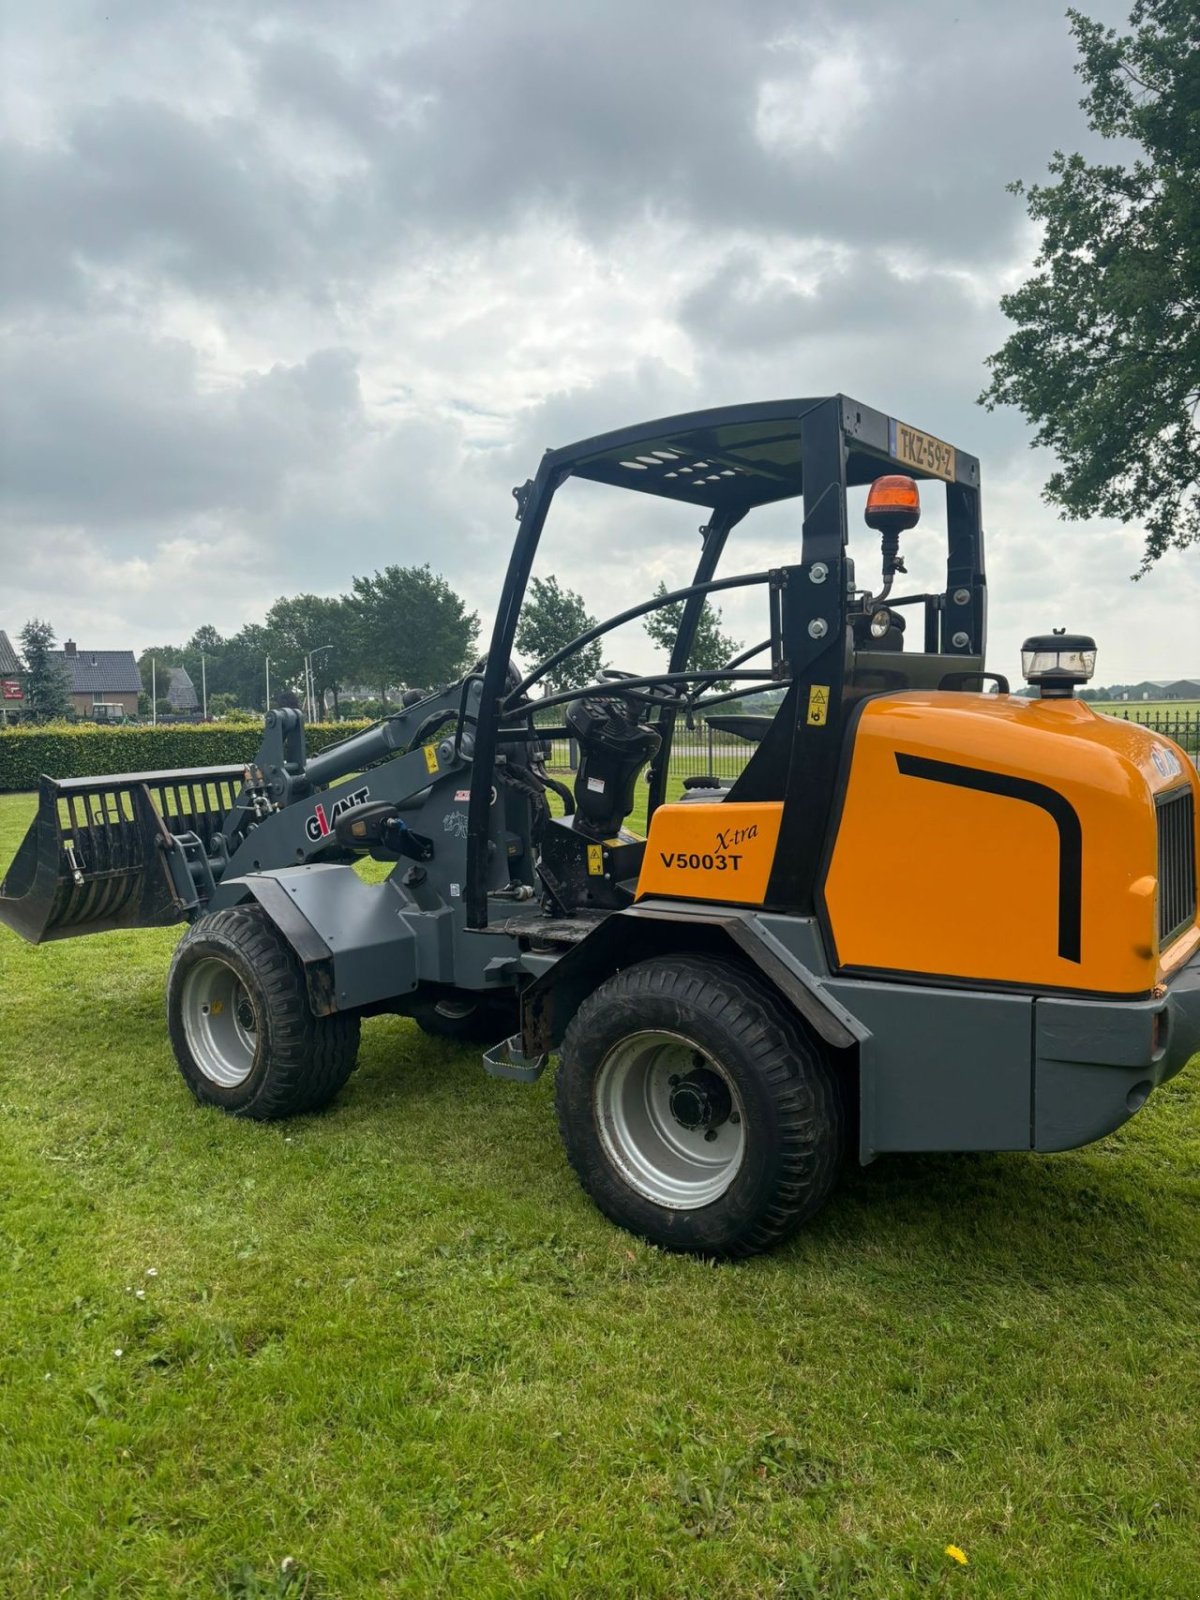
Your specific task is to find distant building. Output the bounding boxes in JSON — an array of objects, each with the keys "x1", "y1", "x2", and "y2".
[
  {"x1": 50, "y1": 640, "x2": 142, "y2": 719},
  {"x1": 167, "y1": 666, "x2": 200, "y2": 716},
  {"x1": 0, "y1": 630, "x2": 25, "y2": 716},
  {"x1": 1129, "y1": 678, "x2": 1200, "y2": 701}
]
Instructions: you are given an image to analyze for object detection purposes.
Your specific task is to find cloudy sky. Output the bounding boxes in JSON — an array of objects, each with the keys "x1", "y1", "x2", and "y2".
[{"x1": 2, "y1": 0, "x2": 1196, "y2": 686}]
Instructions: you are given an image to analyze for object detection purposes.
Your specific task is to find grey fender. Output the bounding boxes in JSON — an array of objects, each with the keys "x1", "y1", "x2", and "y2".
[
  {"x1": 520, "y1": 899, "x2": 864, "y2": 1056},
  {"x1": 222, "y1": 864, "x2": 425, "y2": 1016}
]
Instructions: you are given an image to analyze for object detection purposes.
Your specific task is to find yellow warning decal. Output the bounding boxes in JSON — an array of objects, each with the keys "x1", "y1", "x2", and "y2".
[
  {"x1": 586, "y1": 844, "x2": 604, "y2": 876},
  {"x1": 807, "y1": 685, "x2": 830, "y2": 726},
  {"x1": 423, "y1": 744, "x2": 439, "y2": 774}
]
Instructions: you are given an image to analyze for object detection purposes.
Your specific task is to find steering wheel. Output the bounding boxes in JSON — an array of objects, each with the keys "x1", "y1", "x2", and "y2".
[{"x1": 601, "y1": 668, "x2": 694, "y2": 707}]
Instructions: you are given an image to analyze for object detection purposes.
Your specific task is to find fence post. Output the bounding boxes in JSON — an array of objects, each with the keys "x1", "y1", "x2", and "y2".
[{"x1": 707, "y1": 723, "x2": 714, "y2": 774}]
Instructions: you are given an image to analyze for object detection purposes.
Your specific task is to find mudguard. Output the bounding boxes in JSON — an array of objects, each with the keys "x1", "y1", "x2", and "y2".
[
  {"x1": 520, "y1": 899, "x2": 863, "y2": 1056},
  {"x1": 225, "y1": 864, "x2": 427, "y2": 1016}
]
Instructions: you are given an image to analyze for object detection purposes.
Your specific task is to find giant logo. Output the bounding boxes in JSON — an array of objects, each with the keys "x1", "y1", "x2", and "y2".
[{"x1": 305, "y1": 785, "x2": 371, "y2": 843}]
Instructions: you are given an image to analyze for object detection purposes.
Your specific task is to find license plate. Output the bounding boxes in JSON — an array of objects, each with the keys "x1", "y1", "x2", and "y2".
[{"x1": 889, "y1": 419, "x2": 956, "y2": 482}]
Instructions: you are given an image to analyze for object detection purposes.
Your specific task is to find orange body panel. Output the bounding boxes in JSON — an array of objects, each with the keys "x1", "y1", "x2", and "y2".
[
  {"x1": 636, "y1": 801, "x2": 783, "y2": 906},
  {"x1": 823, "y1": 694, "x2": 1200, "y2": 995}
]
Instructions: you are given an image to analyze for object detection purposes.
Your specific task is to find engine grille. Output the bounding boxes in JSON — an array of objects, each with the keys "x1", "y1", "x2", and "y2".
[{"x1": 1157, "y1": 786, "x2": 1197, "y2": 947}]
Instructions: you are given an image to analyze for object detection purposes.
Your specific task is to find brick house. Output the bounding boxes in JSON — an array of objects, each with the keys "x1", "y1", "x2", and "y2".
[
  {"x1": 51, "y1": 640, "x2": 142, "y2": 719},
  {"x1": 0, "y1": 630, "x2": 26, "y2": 718}
]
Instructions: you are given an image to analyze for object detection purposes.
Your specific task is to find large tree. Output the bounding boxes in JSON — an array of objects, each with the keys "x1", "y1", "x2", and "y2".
[
  {"x1": 220, "y1": 623, "x2": 273, "y2": 712},
  {"x1": 263, "y1": 594, "x2": 351, "y2": 717},
  {"x1": 136, "y1": 644, "x2": 185, "y2": 702},
  {"x1": 19, "y1": 618, "x2": 71, "y2": 721},
  {"x1": 344, "y1": 566, "x2": 479, "y2": 705},
  {"x1": 643, "y1": 582, "x2": 742, "y2": 689},
  {"x1": 514, "y1": 575, "x2": 606, "y2": 694},
  {"x1": 981, "y1": 1, "x2": 1200, "y2": 574}
]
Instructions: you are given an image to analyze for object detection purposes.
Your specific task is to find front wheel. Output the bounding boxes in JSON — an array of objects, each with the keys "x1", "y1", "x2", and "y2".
[
  {"x1": 167, "y1": 905, "x2": 360, "y2": 1119},
  {"x1": 555, "y1": 955, "x2": 845, "y2": 1258}
]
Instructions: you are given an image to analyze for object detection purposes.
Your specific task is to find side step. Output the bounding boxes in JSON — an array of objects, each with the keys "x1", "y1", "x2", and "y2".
[
  {"x1": 0, "y1": 766, "x2": 246, "y2": 945},
  {"x1": 482, "y1": 1033, "x2": 548, "y2": 1083}
]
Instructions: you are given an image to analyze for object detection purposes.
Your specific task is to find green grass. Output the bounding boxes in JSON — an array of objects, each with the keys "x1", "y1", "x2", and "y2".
[
  {"x1": 1093, "y1": 700, "x2": 1200, "y2": 715},
  {"x1": 1, "y1": 790, "x2": 1199, "y2": 1598}
]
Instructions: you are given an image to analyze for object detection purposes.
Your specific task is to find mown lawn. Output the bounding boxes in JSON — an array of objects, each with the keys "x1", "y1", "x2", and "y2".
[{"x1": 1, "y1": 788, "x2": 1198, "y2": 1598}]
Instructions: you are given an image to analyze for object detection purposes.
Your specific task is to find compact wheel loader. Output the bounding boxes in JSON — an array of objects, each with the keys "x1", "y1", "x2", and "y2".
[{"x1": 3, "y1": 396, "x2": 1198, "y2": 1258}]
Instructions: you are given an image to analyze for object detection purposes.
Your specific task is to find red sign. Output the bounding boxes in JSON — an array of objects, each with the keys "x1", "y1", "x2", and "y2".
[{"x1": 1, "y1": 680, "x2": 22, "y2": 700}]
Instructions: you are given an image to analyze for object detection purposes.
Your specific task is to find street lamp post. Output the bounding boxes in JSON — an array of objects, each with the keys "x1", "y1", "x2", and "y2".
[
  {"x1": 201, "y1": 652, "x2": 207, "y2": 721},
  {"x1": 304, "y1": 645, "x2": 333, "y2": 722},
  {"x1": 265, "y1": 655, "x2": 271, "y2": 712}
]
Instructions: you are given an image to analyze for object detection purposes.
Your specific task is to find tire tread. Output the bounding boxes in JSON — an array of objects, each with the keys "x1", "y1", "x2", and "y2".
[{"x1": 555, "y1": 954, "x2": 845, "y2": 1258}]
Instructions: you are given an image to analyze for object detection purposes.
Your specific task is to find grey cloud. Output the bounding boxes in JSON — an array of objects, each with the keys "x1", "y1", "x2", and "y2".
[
  {"x1": 1, "y1": 99, "x2": 316, "y2": 310},
  {"x1": 5, "y1": 0, "x2": 1173, "y2": 685},
  {"x1": 0, "y1": 332, "x2": 365, "y2": 532},
  {"x1": 3, "y1": 0, "x2": 1134, "y2": 325}
]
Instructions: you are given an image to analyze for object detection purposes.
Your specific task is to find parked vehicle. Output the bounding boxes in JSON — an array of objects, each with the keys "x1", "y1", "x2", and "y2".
[{"x1": 3, "y1": 395, "x2": 1197, "y2": 1257}]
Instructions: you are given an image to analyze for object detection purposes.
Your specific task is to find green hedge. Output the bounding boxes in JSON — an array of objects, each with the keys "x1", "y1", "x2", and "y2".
[{"x1": 0, "y1": 721, "x2": 371, "y2": 794}]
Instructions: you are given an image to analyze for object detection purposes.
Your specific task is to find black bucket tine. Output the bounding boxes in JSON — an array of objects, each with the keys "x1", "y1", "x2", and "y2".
[{"x1": 0, "y1": 762, "x2": 247, "y2": 945}]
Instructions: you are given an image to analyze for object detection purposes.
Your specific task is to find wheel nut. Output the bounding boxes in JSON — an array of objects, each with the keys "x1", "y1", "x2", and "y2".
[
  {"x1": 704, "y1": 1129, "x2": 719, "y2": 1143},
  {"x1": 668, "y1": 1074, "x2": 680, "y2": 1086},
  {"x1": 729, "y1": 1112, "x2": 741, "y2": 1125}
]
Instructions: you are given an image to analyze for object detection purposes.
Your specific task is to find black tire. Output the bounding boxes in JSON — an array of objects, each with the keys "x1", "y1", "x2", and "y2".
[
  {"x1": 555, "y1": 955, "x2": 845, "y2": 1258},
  {"x1": 410, "y1": 990, "x2": 517, "y2": 1043},
  {"x1": 167, "y1": 905, "x2": 360, "y2": 1119}
]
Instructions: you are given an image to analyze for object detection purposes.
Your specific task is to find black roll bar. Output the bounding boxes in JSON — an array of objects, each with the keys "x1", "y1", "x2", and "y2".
[{"x1": 506, "y1": 568, "x2": 772, "y2": 705}]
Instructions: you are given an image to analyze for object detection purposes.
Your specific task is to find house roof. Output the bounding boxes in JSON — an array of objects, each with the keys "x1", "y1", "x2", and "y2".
[
  {"x1": 1134, "y1": 677, "x2": 1200, "y2": 694},
  {"x1": 167, "y1": 666, "x2": 199, "y2": 711},
  {"x1": 0, "y1": 631, "x2": 22, "y2": 676},
  {"x1": 49, "y1": 648, "x2": 142, "y2": 694}
]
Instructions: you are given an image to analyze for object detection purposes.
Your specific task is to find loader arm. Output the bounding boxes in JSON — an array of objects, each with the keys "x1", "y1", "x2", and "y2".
[{"x1": 0, "y1": 680, "x2": 486, "y2": 945}]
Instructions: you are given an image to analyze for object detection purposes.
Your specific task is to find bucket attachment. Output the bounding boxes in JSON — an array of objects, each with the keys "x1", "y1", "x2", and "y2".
[{"x1": 0, "y1": 766, "x2": 246, "y2": 945}]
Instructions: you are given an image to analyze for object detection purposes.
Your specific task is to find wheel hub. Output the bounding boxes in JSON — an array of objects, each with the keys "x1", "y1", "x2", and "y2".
[
  {"x1": 180, "y1": 957, "x2": 259, "y2": 1089},
  {"x1": 593, "y1": 1030, "x2": 746, "y2": 1210},
  {"x1": 668, "y1": 1068, "x2": 732, "y2": 1131}
]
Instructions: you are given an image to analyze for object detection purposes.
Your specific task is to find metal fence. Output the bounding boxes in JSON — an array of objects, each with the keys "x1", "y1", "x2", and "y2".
[
  {"x1": 1099, "y1": 707, "x2": 1200, "y2": 757},
  {"x1": 542, "y1": 724, "x2": 756, "y2": 787},
  {"x1": 539, "y1": 705, "x2": 1200, "y2": 790}
]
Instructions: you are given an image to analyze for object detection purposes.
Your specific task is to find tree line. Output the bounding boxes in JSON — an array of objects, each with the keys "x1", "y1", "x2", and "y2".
[
  {"x1": 137, "y1": 566, "x2": 482, "y2": 719},
  {"x1": 12, "y1": 561, "x2": 743, "y2": 725},
  {"x1": 139, "y1": 568, "x2": 741, "y2": 718}
]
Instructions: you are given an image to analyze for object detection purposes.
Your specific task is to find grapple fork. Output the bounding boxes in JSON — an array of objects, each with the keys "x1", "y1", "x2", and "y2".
[{"x1": 0, "y1": 766, "x2": 246, "y2": 944}]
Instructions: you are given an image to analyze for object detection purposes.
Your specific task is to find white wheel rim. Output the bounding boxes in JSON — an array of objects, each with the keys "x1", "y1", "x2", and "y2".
[
  {"x1": 180, "y1": 957, "x2": 259, "y2": 1088},
  {"x1": 593, "y1": 1030, "x2": 746, "y2": 1210}
]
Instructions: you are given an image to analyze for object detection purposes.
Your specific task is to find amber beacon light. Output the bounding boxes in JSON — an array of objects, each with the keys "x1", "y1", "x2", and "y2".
[{"x1": 864, "y1": 474, "x2": 921, "y2": 532}]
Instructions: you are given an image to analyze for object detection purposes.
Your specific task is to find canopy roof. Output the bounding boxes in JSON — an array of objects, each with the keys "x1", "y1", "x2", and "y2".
[{"x1": 546, "y1": 395, "x2": 981, "y2": 513}]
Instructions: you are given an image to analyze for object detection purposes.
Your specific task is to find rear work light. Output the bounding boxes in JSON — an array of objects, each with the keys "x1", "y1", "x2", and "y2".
[{"x1": 1021, "y1": 631, "x2": 1097, "y2": 699}]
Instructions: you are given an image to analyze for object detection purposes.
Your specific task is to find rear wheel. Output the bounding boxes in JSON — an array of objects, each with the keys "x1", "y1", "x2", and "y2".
[
  {"x1": 555, "y1": 955, "x2": 845, "y2": 1258},
  {"x1": 167, "y1": 905, "x2": 360, "y2": 1119}
]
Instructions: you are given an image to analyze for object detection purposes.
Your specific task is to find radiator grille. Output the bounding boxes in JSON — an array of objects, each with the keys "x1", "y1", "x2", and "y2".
[{"x1": 1157, "y1": 786, "x2": 1197, "y2": 947}]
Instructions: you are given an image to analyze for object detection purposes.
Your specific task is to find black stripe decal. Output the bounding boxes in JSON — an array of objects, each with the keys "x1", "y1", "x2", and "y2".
[{"x1": 895, "y1": 753, "x2": 1083, "y2": 963}]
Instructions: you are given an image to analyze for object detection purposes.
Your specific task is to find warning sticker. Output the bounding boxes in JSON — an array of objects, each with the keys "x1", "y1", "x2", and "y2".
[
  {"x1": 586, "y1": 844, "x2": 605, "y2": 876},
  {"x1": 423, "y1": 744, "x2": 439, "y2": 774},
  {"x1": 807, "y1": 685, "x2": 830, "y2": 726}
]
